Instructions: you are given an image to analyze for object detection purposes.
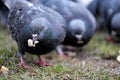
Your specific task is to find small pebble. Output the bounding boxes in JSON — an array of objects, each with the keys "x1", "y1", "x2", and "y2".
[{"x1": 116, "y1": 55, "x2": 120, "y2": 63}]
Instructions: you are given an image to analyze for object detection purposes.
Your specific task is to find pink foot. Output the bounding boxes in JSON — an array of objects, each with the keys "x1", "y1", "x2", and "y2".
[
  {"x1": 59, "y1": 54, "x2": 69, "y2": 59},
  {"x1": 35, "y1": 61, "x2": 49, "y2": 66},
  {"x1": 106, "y1": 37, "x2": 114, "y2": 43},
  {"x1": 19, "y1": 57, "x2": 30, "y2": 68},
  {"x1": 19, "y1": 63, "x2": 30, "y2": 68},
  {"x1": 56, "y1": 45, "x2": 70, "y2": 59},
  {"x1": 35, "y1": 56, "x2": 49, "y2": 66}
]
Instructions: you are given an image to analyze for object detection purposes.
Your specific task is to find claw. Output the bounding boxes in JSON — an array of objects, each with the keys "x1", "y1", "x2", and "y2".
[
  {"x1": 19, "y1": 63, "x2": 30, "y2": 69},
  {"x1": 19, "y1": 57, "x2": 30, "y2": 68},
  {"x1": 56, "y1": 45, "x2": 70, "y2": 59},
  {"x1": 59, "y1": 54, "x2": 69, "y2": 59},
  {"x1": 35, "y1": 56, "x2": 49, "y2": 66},
  {"x1": 106, "y1": 36, "x2": 114, "y2": 43}
]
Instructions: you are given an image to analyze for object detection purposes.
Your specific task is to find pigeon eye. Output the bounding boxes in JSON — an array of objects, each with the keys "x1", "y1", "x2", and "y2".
[
  {"x1": 19, "y1": 8, "x2": 22, "y2": 11},
  {"x1": 40, "y1": 26, "x2": 44, "y2": 31},
  {"x1": 76, "y1": 32, "x2": 81, "y2": 35}
]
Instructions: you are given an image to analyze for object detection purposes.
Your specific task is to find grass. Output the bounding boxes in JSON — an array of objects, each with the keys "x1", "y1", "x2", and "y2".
[
  {"x1": 85, "y1": 31, "x2": 120, "y2": 59},
  {"x1": 0, "y1": 29, "x2": 120, "y2": 80}
]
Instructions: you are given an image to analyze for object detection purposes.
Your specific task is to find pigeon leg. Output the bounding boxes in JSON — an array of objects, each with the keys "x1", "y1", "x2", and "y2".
[
  {"x1": 106, "y1": 36, "x2": 114, "y2": 43},
  {"x1": 36, "y1": 56, "x2": 49, "y2": 66},
  {"x1": 19, "y1": 57, "x2": 30, "y2": 68},
  {"x1": 56, "y1": 45, "x2": 69, "y2": 58},
  {"x1": 18, "y1": 51, "x2": 30, "y2": 68}
]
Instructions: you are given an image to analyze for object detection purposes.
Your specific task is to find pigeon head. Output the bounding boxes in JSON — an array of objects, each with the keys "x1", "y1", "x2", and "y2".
[
  {"x1": 111, "y1": 13, "x2": 120, "y2": 30},
  {"x1": 30, "y1": 17, "x2": 50, "y2": 43},
  {"x1": 68, "y1": 19, "x2": 86, "y2": 44},
  {"x1": 109, "y1": 13, "x2": 120, "y2": 40}
]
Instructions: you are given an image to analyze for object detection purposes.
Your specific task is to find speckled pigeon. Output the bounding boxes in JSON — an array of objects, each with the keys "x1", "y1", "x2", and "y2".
[
  {"x1": 39, "y1": 0, "x2": 96, "y2": 57},
  {"x1": 4, "y1": 0, "x2": 66, "y2": 68}
]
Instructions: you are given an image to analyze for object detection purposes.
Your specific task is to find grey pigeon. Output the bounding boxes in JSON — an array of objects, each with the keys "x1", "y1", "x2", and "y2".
[
  {"x1": 73, "y1": 0, "x2": 120, "y2": 42},
  {"x1": 110, "y1": 12, "x2": 120, "y2": 42},
  {"x1": 4, "y1": 0, "x2": 66, "y2": 68},
  {"x1": 98, "y1": 0, "x2": 120, "y2": 42},
  {"x1": 69, "y1": 0, "x2": 99, "y2": 16},
  {"x1": 70, "y1": 0, "x2": 105, "y2": 29},
  {"x1": 39, "y1": 0, "x2": 96, "y2": 58}
]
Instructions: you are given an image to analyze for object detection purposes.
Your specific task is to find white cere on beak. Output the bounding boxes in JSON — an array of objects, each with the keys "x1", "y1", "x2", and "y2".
[
  {"x1": 76, "y1": 34, "x2": 83, "y2": 44},
  {"x1": 32, "y1": 34, "x2": 37, "y2": 37},
  {"x1": 76, "y1": 34, "x2": 82, "y2": 39}
]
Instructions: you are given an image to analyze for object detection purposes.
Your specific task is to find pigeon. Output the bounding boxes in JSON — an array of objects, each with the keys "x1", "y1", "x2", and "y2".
[
  {"x1": 98, "y1": 0, "x2": 120, "y2": 42},
  {"x1": 87, "y1": 0, "x2": 99, "y2": 16},
  {"x1": 109, "y1": 12, "x2": 120, "y2": 42},
  {"x1": 70, "y1": 0, "x2": 107, "y2": 29},
  {"x1": 73, "y1": 0, "x2": 120, "y2": 42},
  {"x1": 0, "y1": 0, "x2": 9, "y2": 28},
  {"x1": 40, "y1": 0, "x2": 96, "y2": 57},
  {"x1": 69, "y1": 0, "x2": 99, "y2": 16},
  {"x1": 4, "y1": 0, "x2": 66, "y2": 68}
]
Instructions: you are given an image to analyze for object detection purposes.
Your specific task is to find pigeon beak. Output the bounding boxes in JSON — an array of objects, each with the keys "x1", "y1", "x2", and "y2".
[
  {"x1": 32, "y1": 34, "x2": 39, "y2": 44},
  {"x1": 27, "y1": 34, "x2": 39, "y2": 47},
  {"x1": 75, "y1": 34, "x2": 82, "y2": 40},
  {"x1": 32, "y1": 34, "x2": 38, "y2": 41},
  {"x1": 75, "y1": 34, "x2": 83, "y2": 44}
]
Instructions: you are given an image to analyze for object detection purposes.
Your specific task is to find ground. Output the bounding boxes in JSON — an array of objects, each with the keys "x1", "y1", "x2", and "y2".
[{"x1": 0, "y1": 29, "x2": 120, "y2": 80}]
